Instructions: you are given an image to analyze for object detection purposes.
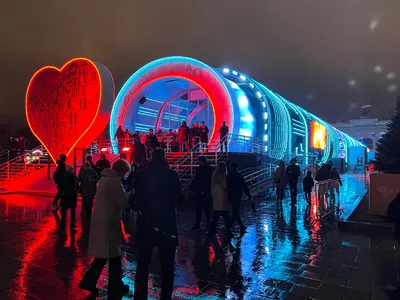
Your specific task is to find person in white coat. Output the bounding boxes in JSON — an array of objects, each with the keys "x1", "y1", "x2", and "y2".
[{"x1": 79, "y1": 159, "x2": 131, "y2": 298}]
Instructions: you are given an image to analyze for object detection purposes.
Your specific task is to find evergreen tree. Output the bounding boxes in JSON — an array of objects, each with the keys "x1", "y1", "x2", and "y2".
[{"x1": 374, "y1": 97, "x2": 400, "y2": 173}]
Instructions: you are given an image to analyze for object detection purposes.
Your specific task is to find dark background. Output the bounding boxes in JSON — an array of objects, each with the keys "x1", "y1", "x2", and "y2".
[{"x1": 1, "y1": 0, "x2": 399, "y2": 131}]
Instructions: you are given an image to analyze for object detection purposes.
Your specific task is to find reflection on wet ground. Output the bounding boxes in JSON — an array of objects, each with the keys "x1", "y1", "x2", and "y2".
[{"x1": 0, "y1": 174, "x2": 396, "y2": 299}]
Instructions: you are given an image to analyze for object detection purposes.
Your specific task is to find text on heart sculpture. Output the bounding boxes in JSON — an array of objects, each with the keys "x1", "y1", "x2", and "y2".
[{"x1": 26, "y1": 58, "x2": 114, "y2": 163}]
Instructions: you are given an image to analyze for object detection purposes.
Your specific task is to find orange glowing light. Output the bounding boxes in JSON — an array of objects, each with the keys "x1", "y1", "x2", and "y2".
[
  {"x1": 26, "y1": 57, "x2": 106, "y2": 163},
  {"x1": 311, "y1": 121, "x2": 327, "y2": 150},
  {"x1": 100, "y1": 147, "x2": 108, "y2": 152},
  {"x1": 122, "y1": 147, "x2": 130, "y2": 152}
]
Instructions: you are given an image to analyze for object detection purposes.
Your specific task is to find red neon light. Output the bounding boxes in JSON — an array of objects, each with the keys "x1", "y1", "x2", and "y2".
[
  {"x1": 26, "y1": 58, "x2": 105, "y2": 163},
  {"x1": 121, "y1": 76, "x2": 221, "y2": 146},
  {"x1": 116, "y1": 61, "x2": 233, "y2": 147},
  {"x1": 100, "y1": 147, "x2": 108, "y2": 152},
  {"x1": 311, "y1": 121, "x2": 327, "y2": 150},
  {"x1": 122, "y1": 147, "x2": 130, "y2": 151}
]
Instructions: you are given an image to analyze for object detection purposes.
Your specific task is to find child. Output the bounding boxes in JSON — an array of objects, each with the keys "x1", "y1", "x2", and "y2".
[
  {"x1": 302, "y1": 171, "x2": 314, "y2": 204},
  {"x1": 60, "y1": 167, "x2": 79, "y2": 228}
]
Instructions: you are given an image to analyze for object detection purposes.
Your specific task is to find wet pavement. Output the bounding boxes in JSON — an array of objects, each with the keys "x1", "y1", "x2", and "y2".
[{"x1": 0, "y1": 174, "x2": 397, "y2": 300}]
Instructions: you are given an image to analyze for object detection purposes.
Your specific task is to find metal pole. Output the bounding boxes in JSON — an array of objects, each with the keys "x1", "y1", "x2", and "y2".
[
  {"x1": 190, "y1": 151, "x2": 193, "y2": 175},
  {"x1": 73, "y1": 148, "x2": 77, "y2": 176},
  {"x1": 47, "y1": 156, "x2": 51, "y2": 180}
]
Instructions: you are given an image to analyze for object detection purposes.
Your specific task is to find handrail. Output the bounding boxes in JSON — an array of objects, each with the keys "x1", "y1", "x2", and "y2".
[{"x1": 0, "y1": 145, "x2": 46, "y2": 184}]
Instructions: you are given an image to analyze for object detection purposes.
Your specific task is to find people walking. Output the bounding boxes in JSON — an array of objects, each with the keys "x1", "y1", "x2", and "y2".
[
  {"x1": 78, "y1": 162, "x2": 99, "y2": 219},
  {"x1": 79, "y1": 159, "x2": 131, "y2": 298},
  {"x1": 286, "y1": 158, "x2": 301, "y2": 206},
  {"x1": 219, "y1": 121, "x2": 229, "y2": 152},
  {"x1": 133, "y1": 149, "x2": 184, "y2": 300},
  {"x1": 208, "y1": 162, "x2": 231, "y2": 235},
  {"x1": 191, "y1": 155, "x2": 213, "y2": 230},
  {"x1": 273, "y1": 160, "x2": 288, "y2": 202},
  {"x1": 227, "y1": 162, "x2": 251, "y2": 235},
  {"x1": 302, "y1": 170, "x2": 314, "y2": 205},
  {"x1": 131, "y1": 135, "x2": 148, "y2": 166}
]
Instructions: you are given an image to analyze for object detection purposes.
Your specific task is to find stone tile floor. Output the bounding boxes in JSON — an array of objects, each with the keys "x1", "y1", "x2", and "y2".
[{"x1": 0, "y1": 174, "x2": 397, "y2": 299}]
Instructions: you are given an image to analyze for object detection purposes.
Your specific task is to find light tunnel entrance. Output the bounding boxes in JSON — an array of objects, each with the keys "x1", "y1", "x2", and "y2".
[
  {"x1": 110, "y1": 56, "x2": 364, "y2": 162},
  {"x1": 123, "y1": 77, "x2": 215, "y2": 138}
]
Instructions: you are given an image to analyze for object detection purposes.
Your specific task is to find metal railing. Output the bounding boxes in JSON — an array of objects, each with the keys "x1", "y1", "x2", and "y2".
[
  {"x1": 0, "y1": 145, "x2": 48, "y2": 185},
  {"x1": 0, "y1": 149, "x2": 10, "y2": 165}
]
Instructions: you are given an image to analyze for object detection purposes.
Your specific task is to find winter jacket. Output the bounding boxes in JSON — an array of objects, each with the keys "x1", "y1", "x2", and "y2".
[
  {"x1": 273, "y1": 167, "x2": 288, "y2": 189},
  {"x1": 219, "y1": 125, "x2": 229, "y2": 138},
  {"x1": 302, "y1": 175, "x2": 314, "y2": 192},
  {"x1": 191, "y1": 164, "x2": 214, "y2": 195},
  {"x1": 286, "y1": 164, "x2": 301, "y2": 185},
  {"x1": 133, "y1": 162, "x2": 184, "y2": 247},
  {"x1": 227, "y1": 170, "x2": 251, "y2": 204},
  {"x1": 88, "y1": 168, "x2": 128, "y2": 258},
  {"x1": 191, "y1": 126, "x2": 200, "y2": 138},
  {"x1": 211, "y1": 173, "x2": 227, "y2": 211},
  {"x1": 178, "y1": 125, "x2": 190, "y2": 142},
  {"x1": 79, "y1": 168, "x2": 99, "y2": 197},
  {"x1": 95, "y1": 159, "x2": 111, "y2": 174},
  {"x1": 60, "y1": 173, "x2": 78, "y2": 209},
  {"x1": 199, "y1": 126, "x2": 209, "y2": 142}
]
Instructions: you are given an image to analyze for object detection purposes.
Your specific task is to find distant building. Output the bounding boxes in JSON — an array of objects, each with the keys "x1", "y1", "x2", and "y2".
[{"x1": 334, "y1": 118, "x2": 389, "y2": 152}]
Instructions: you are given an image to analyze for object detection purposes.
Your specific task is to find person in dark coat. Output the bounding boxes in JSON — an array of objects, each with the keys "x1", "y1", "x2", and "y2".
[
  {"x1": 199, "y1": 121, "x2": 209, "y2": 152},
  {"x1": 95, "y1": 154, "x2": 111, "y2": 175},
  {"x1": 145, "y1": 129, "x2": 159, "y2": 152},
  {"x1": 302, "y1": 170, "x2": 314, "y2": 204},
  {"x1": 191, "y1": 155, "x2": 214, "y2": 229},
  {"x1": 133, "y1": 149, "x2": 184, "y2": 300},
  {"x1": 131, "y1": 136, "x2": 148, "y2": 166},
  {"x1": 227, "y1": 162, "x2": 252, "y2": 235},
  {"x1": 52, "y1": 154, "x2": 68, "y2": 209},
  {"x1": 191, "y1": 121, "x2": 200, "y2": 147},
  {"x1": 286, "y1": 158, "x2": 301, "y2": 206},
  {"x1": 219, "y1": 121, "x2": 229, "y2": 152},
  {"x1": 79, "y1": 156, "x2": 97, "y2": 174},
  {"x1": 114, "y1": 126, "x2": 125, "y2": 153},
  {"x1": 178, "y1": 121, "x2": 190, "y2": 152},
  {"x1": 79, "y1": 162, "x2": 99, "y2": 219},
  {"x1": 60, "y1": 167, "x2": 79, "y2": 228}
]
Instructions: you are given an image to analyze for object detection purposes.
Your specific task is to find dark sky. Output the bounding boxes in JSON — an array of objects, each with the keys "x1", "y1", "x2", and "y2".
[{"x1": 2, "y1": 0, "x2": 400, "y2": 125}]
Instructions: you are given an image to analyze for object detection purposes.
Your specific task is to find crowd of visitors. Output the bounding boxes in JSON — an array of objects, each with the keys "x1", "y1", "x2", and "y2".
[
  {"x1": 114, "y1": 120, "x2": 229, "y2": 156},
  {"x1": 51, "y1": 143, "x2": 250, "y2": 298},
  {"x1": 273, "y1": 159, "x2": 342, "y2": 206}
]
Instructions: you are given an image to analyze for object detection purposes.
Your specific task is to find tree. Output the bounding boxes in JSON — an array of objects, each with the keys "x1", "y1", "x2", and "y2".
[{"x1": 374, "y1": 97, "x2": 400, "y2": 173}]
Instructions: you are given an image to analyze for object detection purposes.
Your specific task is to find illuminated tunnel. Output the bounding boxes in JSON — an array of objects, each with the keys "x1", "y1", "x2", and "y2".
[{"x1": 110, "y1": 56, "x2": 364, "y2": 163}]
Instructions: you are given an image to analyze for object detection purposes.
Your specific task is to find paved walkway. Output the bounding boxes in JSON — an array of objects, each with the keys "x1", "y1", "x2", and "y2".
[{"x1": 0, "y1": 174, "x2": 396, "y2": 299}]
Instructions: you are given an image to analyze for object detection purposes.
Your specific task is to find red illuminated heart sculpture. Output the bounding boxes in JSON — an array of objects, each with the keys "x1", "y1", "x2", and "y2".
[{"x1": 26, "y1": 58, "x2": 112, "y2": 163}]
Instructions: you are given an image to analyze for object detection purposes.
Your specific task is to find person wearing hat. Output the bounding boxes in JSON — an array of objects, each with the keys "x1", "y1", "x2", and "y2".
[{"x1": 286, "y1": 158, "x2": 301, "y2": 206}]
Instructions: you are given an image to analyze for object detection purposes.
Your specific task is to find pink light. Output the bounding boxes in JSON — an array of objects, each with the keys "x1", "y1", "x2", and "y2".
[
  {"x1": 122, "y1": 147, "x2": 130, "y2": 152},
  {"x1": 100, "y1": 147, "x2": 108, "y2": 152}
]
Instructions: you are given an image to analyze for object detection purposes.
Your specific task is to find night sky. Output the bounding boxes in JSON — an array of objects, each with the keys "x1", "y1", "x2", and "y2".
[{"x1": 1, "y1": 0, "x2": 400, "y2": 125}]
